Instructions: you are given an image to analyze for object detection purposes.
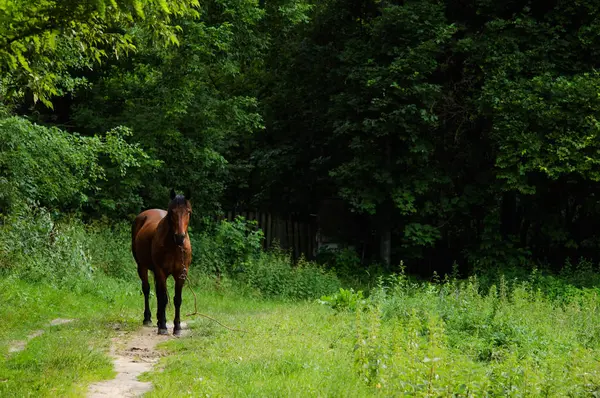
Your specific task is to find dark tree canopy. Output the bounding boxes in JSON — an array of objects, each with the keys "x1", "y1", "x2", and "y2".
[{"x1": 4, "y1": 0, "x2": 600, "y2": 276}]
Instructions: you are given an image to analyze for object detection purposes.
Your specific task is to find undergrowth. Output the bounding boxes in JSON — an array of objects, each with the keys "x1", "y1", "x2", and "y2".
[
  {"x1": 191, "y1": 216, "x2": 342, "y2": 300},
  {"x1": 0, "y1": 209, "x2": 342, "y2": 301},
  {"x1": 0, "y1": 208, "x2": 135, "y2": 291},
  {"x1": 4, "y1": 208, "x2": 600, "y2": 396},
  {"x1": 338, "y1": 266, "x2": 600, "y2": 396}
]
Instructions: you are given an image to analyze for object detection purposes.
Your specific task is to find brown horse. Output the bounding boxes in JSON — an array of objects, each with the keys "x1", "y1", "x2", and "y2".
[{"x1": 131, "y1": 189, "x2": 192, "y2": 335}]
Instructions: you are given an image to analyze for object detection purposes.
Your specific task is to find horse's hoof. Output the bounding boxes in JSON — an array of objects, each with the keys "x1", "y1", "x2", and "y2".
[
  {"x1": 158, "y1": 328, "x2": 168, "y2": 335},
  {"x1": 143, "y1": 320, "x2": 152, "y2": 326},
  {"x1": 173, "y1": 329, "x2": 182, "y2": 336}
]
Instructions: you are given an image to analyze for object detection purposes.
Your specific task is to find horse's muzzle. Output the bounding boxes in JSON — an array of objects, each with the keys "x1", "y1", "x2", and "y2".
[{"x1": 174, "y1": 233, "x2": 186, "y2": 246}]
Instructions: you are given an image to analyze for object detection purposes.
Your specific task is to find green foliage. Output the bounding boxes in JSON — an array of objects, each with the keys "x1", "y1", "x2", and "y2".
[
  {"x1": 0, "y1": 207, "x2": 136, "y2": 288},
  {"x1": 327, "y1": 1, "x2": 456, "y2": 215},
  {"x1": 347, "y1": 270, "x2": 600, "y2": 395},
  {"x1": 238, "y1": 252, "x2": 341, "y2": 300},
  {"x1": 193, "y1": 216, "x2": 264, "y2": 275},
  {"x1": 319, "y1": 287, "x2": 364, "y2": 312},
  {"x1": 243, "y1": 0, "x2": 600, "y2": 270},
  {"x1": 68, "y1": 0, "x2": 274, "y2": 215},
  {"x1": 0, "y1": 0, "x2": 200, "y2": 107},
  {"x1": 0, "y1": 116, "x2": 156, "y2": 215},
  {"x1": 192, "y1": 217, "x2": 341, "y2": 300},
  {"x1": 486, "y1": 73, "x2": 600, "y2": 193},
  {"x1": 316, "y1": 247, "x2": 361, "y2": 273},
  {"x1": 316, "y1": 246, "x2": 385, "y2": 289}
]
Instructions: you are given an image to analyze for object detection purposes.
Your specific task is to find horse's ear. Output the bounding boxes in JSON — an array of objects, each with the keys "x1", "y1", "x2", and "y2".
[
  {"x1": 170, "y1": 188, "x2": 176, "y2": 200},
  {"x1": 184, "y1": 188, "x2": 192, "y2": 201}
]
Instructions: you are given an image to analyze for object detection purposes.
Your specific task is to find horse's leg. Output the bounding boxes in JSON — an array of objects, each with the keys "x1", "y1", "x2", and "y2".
[
  {"x1": 173, "y1": 276, "x2": 185, "y2": 336},
  {"x1": 154, "y1": 269, "x2": 169, "y2": 335},
  {"x1": 137, "y1": 266, "x2": 152, "y2": 326}
]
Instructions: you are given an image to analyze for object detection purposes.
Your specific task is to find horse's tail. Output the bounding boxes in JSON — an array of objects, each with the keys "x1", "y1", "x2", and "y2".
[{"x1": 131, "y1": 214, "x2": 147, "y2": 262}]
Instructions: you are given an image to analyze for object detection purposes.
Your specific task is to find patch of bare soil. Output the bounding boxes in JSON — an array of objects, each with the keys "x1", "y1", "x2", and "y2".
[
  {"x1": 49, "y1": 318, "x2": 74, "y2": 326},
  {"x1": 87, "y1": 322, "x2": 188, "y2": 398},
  {"x1": 8, "y1": 318, "x2": 74, "y2": 354}
]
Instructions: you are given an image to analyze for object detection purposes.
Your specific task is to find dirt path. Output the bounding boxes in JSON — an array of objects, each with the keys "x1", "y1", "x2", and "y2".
[
  {"x1": 8, "y1": 318, "x2": 74, "y2": 353},
  {"x1": 87, "y1": 322, "x2": 188, "y2": 398}
]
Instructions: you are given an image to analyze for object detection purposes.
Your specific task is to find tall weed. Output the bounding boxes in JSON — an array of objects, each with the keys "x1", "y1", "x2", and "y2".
[
  {"x1": 239, "y1": 252, "x2": 341, "y2": 300},
  {"x1": 191, "y1": 217, "x2": 342, "y2": 300},
  {"x1": 348, "y1": 268, "x2": 600, "y2": 396},
  {"x1": 1, "y1": 211, "x2": 340, "y2": 302},
  {"x1": 0, "y1": 207, "x2": 136, "y2": 289}
]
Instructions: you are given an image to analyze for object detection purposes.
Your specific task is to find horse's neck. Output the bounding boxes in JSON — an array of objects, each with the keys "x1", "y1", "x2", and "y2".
[{"x1": 156, "y1": 216, "x2": 173, "y2": 243}]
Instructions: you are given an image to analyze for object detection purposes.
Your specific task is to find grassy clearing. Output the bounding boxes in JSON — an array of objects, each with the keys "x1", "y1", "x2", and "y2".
[
  {"x1": 0, "y1": 274, "x2": 360, "y2": 397},
  {"x1": 140, "y1": 290, "x2": 371, "y2": 397},
  {"x1": 0, "y1": 276, "x2": 140, "y2": 397},
  {"x1": 4, "y1": 268, "x2": 600, "y2": 397},
  {"x1": 3, "y1": 213, "x2": 600, "y2": 396},
  {"x1": 138, "y1": 272, "x2": 600, "y2": 397}
]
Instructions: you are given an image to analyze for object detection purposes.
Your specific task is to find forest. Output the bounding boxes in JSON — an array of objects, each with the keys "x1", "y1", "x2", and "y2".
[{"x1": 3, "y1": 0, "x2": 600, "y2": 396}]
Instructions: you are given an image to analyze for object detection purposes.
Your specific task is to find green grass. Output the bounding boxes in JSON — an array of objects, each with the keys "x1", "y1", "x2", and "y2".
[
  {"x1": 140, "y1": 291, "x2": 371, "y2": 397},
  {"x1": 350, "y1": 273, "x2": 600, "y2": 396},
  {"x1": 4, "y1": 215, "x2": 600, "y2": 396},
  {"x1": 5, "y1": 268, "x2": 600, "y2": 397},
  {"x1": 0, "y1": 275, "x2": 140, "y2": 397},
  {"x1": 141, "y1": 273, "x2": 600, "y2": 397},
  {"x1": 0, "y1": 273, "x2": 365, "y2": 397}
]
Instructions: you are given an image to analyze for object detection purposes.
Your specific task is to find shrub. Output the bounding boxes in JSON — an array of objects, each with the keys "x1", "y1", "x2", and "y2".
[
  {"x1": 346, "y1": 267, "x2": 600, "y2": 396},
  {"x1": 316, "y1": 246, "x2": 385, "y2": 290},
  {"x1": 190, "y1": 216, "x2": 263, "y2": 276},
  {"x1": 0, "y1": 116, "x2": 156, "y2": 216},
  {"x1": 0, "y1": 207, "x2": 136, "y2": 288},
  {"x1": 190, "y1": 217, "x2": 341, "y2": 300},
  {"x1": 238, "y1": 251, "x2": 341, "y2": 300}
]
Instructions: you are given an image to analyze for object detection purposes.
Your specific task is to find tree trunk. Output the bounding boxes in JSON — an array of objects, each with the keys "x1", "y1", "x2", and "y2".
[
  {"x1": 380, "y1": 223, "x2": 391, "y2": 269},
  {"x1": 379, "y1": 137, "x2": 393, "y2": 269},
  {"x1": 378, "y1": 199, "x2": 392, "y2": 270},
  {"x1": 500, "y1": 191, "x2": 517, "y2": 239}
]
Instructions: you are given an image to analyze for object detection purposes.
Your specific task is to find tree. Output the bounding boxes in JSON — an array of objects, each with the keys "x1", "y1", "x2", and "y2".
[
  {"x1": 0, "y1": 0, "x2": 199, "y2": 107},
  {"x1": 0, "y1": 116, "x2": 155, "y2": 214},
  {"x1": 64, "y1": 0, "x2": 310, "y2": 218},
  {"x1": 251, "y1": 0, "x2": 600, "y2": 272},
  {"x1": 252, "y1": 0, "x2": 455, "y2": 266},
  {"x1": 454, "y1": 0, "x2": 600, "y2": 268},
  {"x1": 325, "y1": 2, "x2": 455, "y2": 266}
]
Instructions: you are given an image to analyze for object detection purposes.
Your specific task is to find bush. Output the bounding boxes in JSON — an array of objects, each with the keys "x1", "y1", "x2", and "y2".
[
  {"x1": 316, "y1": 246, "x2": 385, "y2": 290},
  {"x1": 347, "y1": 268, "x2": 600, "y2": 396},
  {"x1": 0, "y1": 116, "x2": 156, "y2": 216},
  {"x1": 238, "y1": 252, "x2": 341, "y2": 300},
  {"x1": 190, "y1": 217, "x2": 342, "y2": 300},
  {"x1": 190, "y1": 216, "x2": 263, "y2": 276},
  {"x1": 84, "y1": 219, "x2": 138, "y2": 281},
  {"x1": 0, "y1": 207, "x2": 136, "y2": 289},
  {"x1": 0, "y1": 210, "x2": 340, "y2": 302}
]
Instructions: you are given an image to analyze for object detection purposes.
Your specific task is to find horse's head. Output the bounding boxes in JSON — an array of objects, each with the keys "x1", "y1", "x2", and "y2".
[{"x1": 168, "y1": 188, "x2": 192, "y2": 246}]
